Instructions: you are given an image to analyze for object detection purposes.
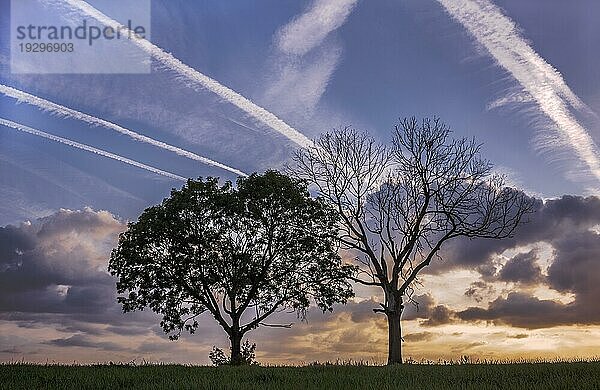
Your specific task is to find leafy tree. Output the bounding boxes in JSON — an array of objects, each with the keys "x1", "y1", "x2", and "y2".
[
  {"x1": 110, "y1": 170, "x2": 355, "y2": 365},
  {"x1": 291, "y1": 117, "x2": 533, "y2": 364}
]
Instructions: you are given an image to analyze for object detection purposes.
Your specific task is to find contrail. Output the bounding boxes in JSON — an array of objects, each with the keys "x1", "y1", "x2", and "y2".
[
  {"x1": 437, "y1": 0, "x2": 600, "y2": 182},
  {"x1": 57, "y1": 0, "x2": 313, "y2": 149},
  {"x1": 0, "y1": 84, "x2": 247, "y2": 177},
  {"x1": 221, "y1": 116, "x2": 260, "y2": 134},
  {"x1": 0, "y1": 118, "x2": 186, "y2": 181}
]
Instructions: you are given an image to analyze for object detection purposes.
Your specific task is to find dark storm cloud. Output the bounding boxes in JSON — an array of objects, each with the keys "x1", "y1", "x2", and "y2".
[
  {"x1": 498, "y1": 250, "x2": 543, "y2": 284},
  {"x1": 429, "y1": 195, "x2": 600, "y2": 329},
  {"x1": 402, "y1": 294, "x2": 435, "y2": 320},
  {"x1": 457, "y1": 226, "x2": 600, "y2": 329},
  {"x1": 457, "y1": 292, "x2": 589, "y2": 329},
  {"x1": 0, "y1": 209, "x2": 120, "y2": 296},
  {"x1": 403, "y1": 332, "x2": 436, "y2": 342},
  {"x1": 508, "y1": 334, "x2": 528, "y2": 339},
  {"x1": 45, "y1": 334, "x2": 127, "y2": 352},
  {"x1": 305, "y1": 294, "x2": 452, "y2": 329},
  {"x1": 0, "y1": 225, "x2": 35, "y2": 260},
  {"x1": 420, "y1": 305, "x2": 455, "y2": 327},
  {"x1": 435, "y1": 195, "x2": 600, "y2": 271},
  {"x1": 348, "y1": 298, "x2": 385, "y2": 323},
  {"x1": 547, "y1": 230, "x2": 600, "y2": 296},
  {"x1": 345, "y1": 294, "x2": 454, "y2": 326},
  {"x1": 402, "y1": 294, "x2": 456, "y2": 326},
  {"x1": 0, "y1": 209, "x2": 120, "y2": 311},
  {"x1": 0, "y1": 209, "x2": 160, "y2": 347}
]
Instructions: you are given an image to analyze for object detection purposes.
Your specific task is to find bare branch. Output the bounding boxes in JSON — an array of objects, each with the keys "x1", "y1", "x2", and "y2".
[{"x1": 259, "y1": 323, "x2": 294, "y2": 329}]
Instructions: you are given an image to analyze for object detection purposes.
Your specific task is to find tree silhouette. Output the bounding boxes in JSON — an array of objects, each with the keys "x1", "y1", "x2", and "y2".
[
  {"x1": 109, "y1": 170, "x2": 355, "y2": 365},
  {"x1": 291, "y1": 117, "x2": 532, "y2": 364}
]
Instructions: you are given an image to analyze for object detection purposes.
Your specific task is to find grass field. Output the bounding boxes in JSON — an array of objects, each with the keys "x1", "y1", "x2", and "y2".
[{"x1": 1, "y1": 362, "x2": 599, "y2": 390}]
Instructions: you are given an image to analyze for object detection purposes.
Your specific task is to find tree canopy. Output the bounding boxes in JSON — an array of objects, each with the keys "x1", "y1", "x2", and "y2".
[{"x1": 109, "y1": 170, "x2": 355, "y2": 364}]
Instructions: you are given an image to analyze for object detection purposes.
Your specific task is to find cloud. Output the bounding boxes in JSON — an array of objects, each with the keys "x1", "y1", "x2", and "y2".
[
  {"x1": 0, "y1": 209, "x2": 387, "y2": 363},
  {"x1": 486, "y1": 92, "x2": 534, "y2": 111},
  {"x1": 264, "y1": 45, "x2": 342, "y2": 119},
  {"x1": 263, "y1": 0, "x2": 357, "y2": 121},
  {"x1": 0, "y1": 208, "x2": 122, "y2": 304},
  {"x1": 420, "y1": 305, "x2": 456, "y2": 327},
  {"x1": 498, "y1": 250, "x2": 543, "y2": 285},
  {"x1": 0, "y1": 210, "x2": 376, "y2": 362},
  {"x1": 436, "y1": 195, "x2": 600, "y2": 272},
  {"x1": 457, "y1": 292, "x2": 591, "y2": 329},
  {"x1": 45, "y1": 334, "x2": 127, "y2": 352},
  {"x1": 276, "y1": 0, "x2": 358, "y2": 56},
  {"x1": 403, "y1": 332, "x2": 436, "y2": 342},
  {"x1": 437, "y1": 0, "x2": 600, "y2": 184},
  {"x1": 547, "y1": 230, "x2": 600, "y2": 295},
  {"x1": 343, "y1": 294, "x2": 455, "y2": 327},
  {"x1": 508, "y1": 333, "x2": 528, "y2": 339},
  {"x1": 1, "y1": 202, "x2": 598, "y2": 362},
  {"x1": 438, "y1": 195, "x2": 600, "y2": 329},
  {"x1": 0, "y1": 208, "x2": 160, "y2": 331},
  {"x1": 400, "y1": 294, "x2": 456, "y2": 327},
  {"x1": 337, "y1": 294, "x2": 454, "y2": 326},
  {"x1": 0, "y1": 208, "x2": 189, "y2": 361},
  {"x1": 464, "y1": 281, "x2": 497, "y2": 303}
]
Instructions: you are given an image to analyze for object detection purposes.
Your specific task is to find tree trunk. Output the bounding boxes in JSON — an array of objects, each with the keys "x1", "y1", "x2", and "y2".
[
  {"x1": 386, "y1": 310, "x2": 403, "y2": 364},
  {"x1": 385, "y1": 292, "x2": 404, "y2": 365},
  {"x1": 229, "y1": 331, "x2": 243, "y2": 365},
  {"x1": 229, "y1": 297, "x2": 243, "y2": 366}
]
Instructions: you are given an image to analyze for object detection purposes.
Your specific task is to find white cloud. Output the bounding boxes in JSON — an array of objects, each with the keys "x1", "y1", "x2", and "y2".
[
  {"x1": 276, "y1": 0, "x2": 358, "y2": 56},
  {"x1": 487, "y1": 91, "x2": 534, "y2": 111},
  {"x1": 264, "y1": 45, "x2": 341, "y2": 119},
  {"x1": 263, "y1": 0, "x2": 357, "y2": 121}
]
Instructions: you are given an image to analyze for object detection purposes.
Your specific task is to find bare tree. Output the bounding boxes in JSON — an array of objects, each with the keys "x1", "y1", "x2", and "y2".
[{"x1": 290, "y1": 117, "x2": 533, "y2": 364}]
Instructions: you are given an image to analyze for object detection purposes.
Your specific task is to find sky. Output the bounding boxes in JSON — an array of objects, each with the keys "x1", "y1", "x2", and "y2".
[{"x1": 1, "y1": 0, "x2": 600, "y2": 364}]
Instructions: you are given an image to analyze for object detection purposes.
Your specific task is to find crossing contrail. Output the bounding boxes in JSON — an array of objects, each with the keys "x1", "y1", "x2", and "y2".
[
  {"x1": 0, "y1": 84, "x2": 247, "y2": 177},
  {"x1": 437, "y1": 0, "x2": 600, "y2": 182},
  {"x1": 58, "y1": 0, "x2": 313, "y2": 149},
  {"x1": 0, "y1": 118, "x2": 186, "y2": 182}
]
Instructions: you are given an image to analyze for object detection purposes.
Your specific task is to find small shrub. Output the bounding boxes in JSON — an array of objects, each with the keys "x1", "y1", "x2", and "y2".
[
  {"x1": 209, "y1": 347, "x2": 229, "y2": 366},
  {"x1": 209, "y1": 341, "x2": 258, "y2": 366}
]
